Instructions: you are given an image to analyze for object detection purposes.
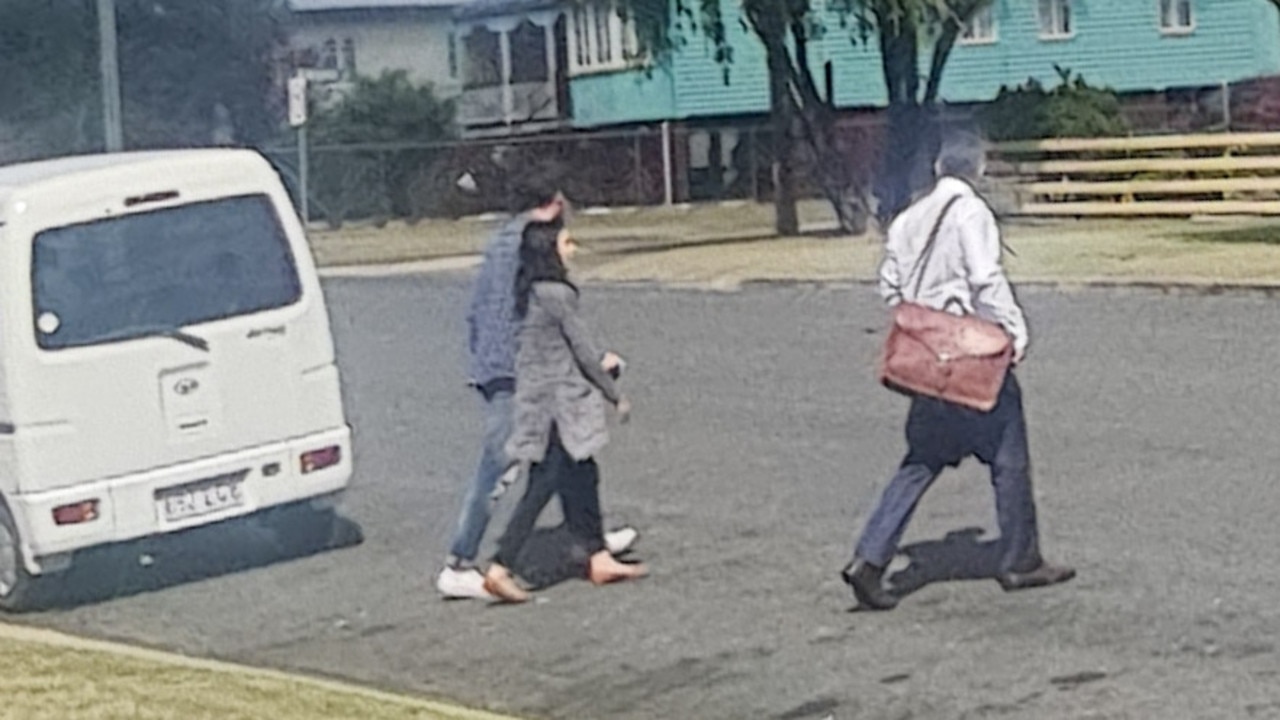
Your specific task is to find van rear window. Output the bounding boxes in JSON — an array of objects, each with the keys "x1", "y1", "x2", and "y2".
[{"x1": 32, "y1": 194, "x2": 303, "y2": 350}]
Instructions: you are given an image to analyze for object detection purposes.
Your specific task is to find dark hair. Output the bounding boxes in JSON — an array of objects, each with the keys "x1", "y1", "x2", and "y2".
[
  {"x1": 509, "y1": 184, "x2": 561, "y2": 214},
  {"x1": 514, "y1": 218, "x2": 574, "y2": 318},
  {"x1": 507, "y1": 161, "x2": 566, "y2": 213}
]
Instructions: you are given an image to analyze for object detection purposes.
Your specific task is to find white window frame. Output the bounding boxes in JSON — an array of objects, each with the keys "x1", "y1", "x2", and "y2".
[
  {"x1": 568, "y1": 0, "x2": 641, "y2": 76},
  {"x1": 1158, "y1": 0, "x2": 1195, "y2": 35},
  {"x1": 959, "y1": 6, "x2": 998, "y2": 45},
  {"x1": 1037, "y1": 0, "x2": 1074, "y2": 40}
]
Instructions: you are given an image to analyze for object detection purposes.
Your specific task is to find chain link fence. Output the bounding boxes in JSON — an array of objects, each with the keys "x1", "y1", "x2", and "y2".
[
  {"x1": 259, "y1": 115, "x2": 889, "y2": 228},
  {"x1": 261, "y1": 127, "x2": 671, "y2": 229}
]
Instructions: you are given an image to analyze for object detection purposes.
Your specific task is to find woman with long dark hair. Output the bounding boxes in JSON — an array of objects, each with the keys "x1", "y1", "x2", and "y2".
[{"x1": 483, "y1": 219, "x2": 646, "y2": 602}]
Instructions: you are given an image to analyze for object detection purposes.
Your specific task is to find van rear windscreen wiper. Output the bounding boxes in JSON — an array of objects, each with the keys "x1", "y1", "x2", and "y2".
[{"x1": 122, "y1": 325, "x2": 210, "y2": 352}]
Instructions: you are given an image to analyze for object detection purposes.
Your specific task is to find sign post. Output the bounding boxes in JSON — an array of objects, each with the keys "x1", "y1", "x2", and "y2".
[
  {"x1": 288, "y1": 74, "x2": 310, "y2": 225},
  {"x1": 97, "y1": 0, "x2": 124, "y2": 151}
]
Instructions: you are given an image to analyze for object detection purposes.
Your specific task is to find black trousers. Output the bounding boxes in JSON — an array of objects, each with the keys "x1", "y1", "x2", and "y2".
[{"x1": 493, "y1": 428, "x2": 606, "y2": 569}]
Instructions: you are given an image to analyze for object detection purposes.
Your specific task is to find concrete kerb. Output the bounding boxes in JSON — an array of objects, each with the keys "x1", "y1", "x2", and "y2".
[
  {"x1": 318, "y1": 255, "x2": 482, "y2": 278},
  {"x1": 0, "y1": 621, "x2": 523, "y2": 720},
  {"x1": 318, "y1": 256, "x2": 1280, "y2": 298},
  {"x1": 738, "y1": 277, "x2": 1280, "y2": 296}
]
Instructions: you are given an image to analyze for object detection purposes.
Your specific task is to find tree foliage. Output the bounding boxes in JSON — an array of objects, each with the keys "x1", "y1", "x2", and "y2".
[
  {"x1": 307, "y1": 71, "x2": 458, "y2": 227},
  {"x1": 980, "y1": 67, "x2": 1128, "y2": 142},
  {"x1": 309, "y1": 71, "x2": 456, "y2": 145},
  {"x1": 0, "y1": 1, "x2": 101, "y2": 162},
  {"x1": 619, "y1": 0, "x2": 995, "y2": 230},
  {"x1": 0, "y1": 0, "x2": 287, "y2": 163}
]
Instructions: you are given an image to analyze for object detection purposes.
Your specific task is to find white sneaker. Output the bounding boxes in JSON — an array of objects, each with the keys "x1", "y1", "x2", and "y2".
[
  {"x1": 604, "y1": 526, "x2": 639, "y2": 556},
  {"x1": 435, "y1": 566, "x2": 493, "y2": 600}
]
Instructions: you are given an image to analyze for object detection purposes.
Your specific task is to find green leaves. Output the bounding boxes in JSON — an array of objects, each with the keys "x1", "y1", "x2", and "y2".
[
  {"x1": 980, "y1": 66, "x2": 1129, "y2": 141},
  {"x1": 309, "y1": 71, "x2": 457, "y2": 145},
  {"x1": 0, "y1": 0, "x2": 100, "y2": 162},
  {"x1": 0, "y1": 0, "x2": 288, "y2": 162}
]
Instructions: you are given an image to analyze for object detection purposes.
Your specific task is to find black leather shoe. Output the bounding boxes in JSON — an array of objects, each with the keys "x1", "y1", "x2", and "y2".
[
  {"x1": 998, "y1": 562, "x2": 1076, "y2": 592},
  {"x1": 841, "y1": 559, "x2": 899, "y2": 611}
]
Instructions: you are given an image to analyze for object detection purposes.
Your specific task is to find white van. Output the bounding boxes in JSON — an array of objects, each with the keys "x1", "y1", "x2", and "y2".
[{"x1": 0, "y1": 150, "x2": 353, "y2": 611}]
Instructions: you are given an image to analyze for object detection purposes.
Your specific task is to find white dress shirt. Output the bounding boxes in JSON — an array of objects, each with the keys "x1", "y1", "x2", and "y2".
[{"x1": 878, "y1": 176, "x2": 1029, "y2": 356}]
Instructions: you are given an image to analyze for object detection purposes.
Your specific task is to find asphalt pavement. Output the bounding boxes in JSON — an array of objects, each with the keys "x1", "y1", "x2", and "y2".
[{"x1": 16, "y1": 274, "x2": 1280, "y2": 720}]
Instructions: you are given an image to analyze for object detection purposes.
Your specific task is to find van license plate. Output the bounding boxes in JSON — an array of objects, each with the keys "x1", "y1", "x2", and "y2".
[{"x1": 156, "y1": 473, "x2": 246, "y2": 523}]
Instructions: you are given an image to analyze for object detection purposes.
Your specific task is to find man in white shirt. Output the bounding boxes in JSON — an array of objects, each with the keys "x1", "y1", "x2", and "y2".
[{"x1": 842, "y1": 132, "x2": 1075, "y2": 611}]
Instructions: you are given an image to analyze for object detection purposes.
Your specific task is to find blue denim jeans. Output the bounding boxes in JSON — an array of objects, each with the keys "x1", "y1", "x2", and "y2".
[{"x1": 446, "y1": 390, "x2": 514, "y2": 566}]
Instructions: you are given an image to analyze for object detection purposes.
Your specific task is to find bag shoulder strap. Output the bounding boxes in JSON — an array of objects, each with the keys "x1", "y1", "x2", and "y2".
[{"x1": 907, "y1": 195, "x2": 963, "y2": 301}]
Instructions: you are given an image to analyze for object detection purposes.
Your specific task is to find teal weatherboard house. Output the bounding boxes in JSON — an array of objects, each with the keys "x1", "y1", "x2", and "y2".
[{"x1": 453, "y1": 0, "x2": 1280, "y2": 132}]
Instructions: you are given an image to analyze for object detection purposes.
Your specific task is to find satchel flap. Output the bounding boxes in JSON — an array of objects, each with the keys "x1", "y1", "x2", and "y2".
[{"x1": 891, "y1": 303, "x2": 1011, "y2": 359}]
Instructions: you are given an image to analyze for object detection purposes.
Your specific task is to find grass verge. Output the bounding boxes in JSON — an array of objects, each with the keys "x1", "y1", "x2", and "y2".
[
  {"x1": 0, "y1": 628, "x2": 514, "y2": 720},
  {"x1": 310, "y1": 201, "x2": 1280, "y2": 288}
]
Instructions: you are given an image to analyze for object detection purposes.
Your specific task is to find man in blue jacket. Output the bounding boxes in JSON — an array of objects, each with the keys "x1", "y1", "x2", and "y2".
[{"x1": 436, "y1": 186, "x2": 638, "y2": 599}]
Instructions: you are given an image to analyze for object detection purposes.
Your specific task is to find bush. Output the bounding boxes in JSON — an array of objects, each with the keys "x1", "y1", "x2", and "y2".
[
  {"x1": 981, "y1": 65, "x2": 1129, "y2": 141},
  {"x1": 307, "y1": 71, "x2": 457, "y2": 227}
]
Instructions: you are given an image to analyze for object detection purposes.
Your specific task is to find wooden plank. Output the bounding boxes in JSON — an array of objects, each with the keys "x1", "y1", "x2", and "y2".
[
  {"x1": 995, "y1": 132, "x2": 1280, "y2": 155},
  {"x1": 1016, "y1": 177, "x2": 1280, "y2": 196},
  {"x1": 1017, "y1": 155, "x2": 1280, "y2": 175},
  {"x1": 1015, "y1": 200, "x2": 1280, "y2": 216}
]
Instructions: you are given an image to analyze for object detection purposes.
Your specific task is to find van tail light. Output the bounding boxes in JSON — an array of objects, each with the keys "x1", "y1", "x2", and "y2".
[
  {"x1": 53, "y1": 500, "x2": 99, "y2": 526},
  {"x1": 300, "y1": 446, "x2": 342, "y2": 474}
]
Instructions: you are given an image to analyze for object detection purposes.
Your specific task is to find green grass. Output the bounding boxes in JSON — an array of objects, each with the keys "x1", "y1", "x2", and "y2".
[
  {"x1": 0, "y1": 633, "x2": 509, "y2": 720},
  {"x1": 310, "y1": 202, "x2": 1280, "y2": 287}
]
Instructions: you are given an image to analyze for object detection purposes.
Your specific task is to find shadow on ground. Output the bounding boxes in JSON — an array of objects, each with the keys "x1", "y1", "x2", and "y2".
[
  {"x1": 1177, "y1": 225, "x2": 1280, "y2": 246},
  {"x1": 580, "y1": 227, "x2": 855, "y2": 260},
  {"x1": 887, "y1": 527, "x2": 1004, "y2": 598},
  {"x1": 509, "y1": 525, "x2": 643, "y2": 591},
  {"x1": 25, "y1": 510, "x2": 364, "y2": 612}
]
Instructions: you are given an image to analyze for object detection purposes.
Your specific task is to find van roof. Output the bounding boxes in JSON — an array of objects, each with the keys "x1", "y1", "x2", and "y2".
[{"x1": 0, "y1": 150, "x2": 266, "y2": 224}]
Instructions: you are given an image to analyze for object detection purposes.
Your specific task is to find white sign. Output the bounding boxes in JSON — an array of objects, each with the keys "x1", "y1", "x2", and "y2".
[{"x1": 288, "y1": 75, "x2": 308, "y2": 127}]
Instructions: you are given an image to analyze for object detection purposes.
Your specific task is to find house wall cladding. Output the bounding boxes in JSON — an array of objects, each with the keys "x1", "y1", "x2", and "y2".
[
  {"x1": 292, "y1": 9, "x2": 461, "y2": 93},
  {"x1": 571, "y1": 68, "x2": 678, "y2": 126},
  {"x1": 927, "y1": 0, "x2": 1279, "y2": 101},
  {"x1": 569, "y1": 0, "x2": 1280, "y2": 129}
]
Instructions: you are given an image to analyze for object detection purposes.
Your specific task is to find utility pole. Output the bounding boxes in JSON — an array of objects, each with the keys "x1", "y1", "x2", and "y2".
[{"x1": 97, "y1": 0, "x2": 124, "y2": 151}]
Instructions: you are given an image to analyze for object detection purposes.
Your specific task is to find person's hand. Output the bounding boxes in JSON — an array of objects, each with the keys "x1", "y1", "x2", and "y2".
[
  {"x1": 601, "y1": 351, "x2": 623, "y2": 373},
  {"x1": 615, "y1": 395, "x2": 632, "y2": 424}
]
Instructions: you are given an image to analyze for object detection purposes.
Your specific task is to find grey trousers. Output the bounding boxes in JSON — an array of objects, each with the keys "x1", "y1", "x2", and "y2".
[{"x1": 855, "y1": 373, "x2": 1043, "y2": 575}]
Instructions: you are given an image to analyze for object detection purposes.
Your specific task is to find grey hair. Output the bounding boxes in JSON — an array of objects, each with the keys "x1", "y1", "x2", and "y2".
[{"x1": 935, "y1": 131, "x2": 988, "y2": 181}]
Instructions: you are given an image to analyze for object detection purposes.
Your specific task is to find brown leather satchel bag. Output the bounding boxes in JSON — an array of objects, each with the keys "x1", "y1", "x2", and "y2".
[{"x1": 879, "y1": 196, "x2": 1013, "y2": 412}]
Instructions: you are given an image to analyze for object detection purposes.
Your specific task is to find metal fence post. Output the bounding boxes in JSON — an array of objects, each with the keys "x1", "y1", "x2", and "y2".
[
  {"x1": 662, "y1": 120, "x2": 673, "y2": 206},
  {"x1": 298, "y1": 125, "x2": 309, "y2": 225},
  {"x1": 633, "y1": 131, "x2": 643, "y2": 206}
]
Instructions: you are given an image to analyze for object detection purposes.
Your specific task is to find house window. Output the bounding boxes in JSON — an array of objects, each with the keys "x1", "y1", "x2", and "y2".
[
  {"x1": 1038, "y1": 0, "x2": 1072, "y2": 39},
  {"x1": 1159, "y1": 0, "x2": 1194, "y2": 33},
  {"x1": 447, "y1": 32, "x2": 459, "y2": 79},
  {"x1": 341, "y1": 38, "x2": 357, "y2": 76},
  {"x1": 321, "y1": 39, "x2": 338, "y2": 69},
  {"x1": 463, "y1": 28, "x2": 502, "y2": 89},
  {"x1": 569, "y1": 0, "x2": 639, "y2": 75},
  {"x1": 509, "y1": 21, "x2": 549, "y2": 84},
  {"x1": 960, "y1": 6, "x2": 997, "y2": 44}
]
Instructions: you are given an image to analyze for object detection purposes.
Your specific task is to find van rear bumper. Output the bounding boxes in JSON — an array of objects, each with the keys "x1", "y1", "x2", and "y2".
[{"x1": 10, "y1": 426, "x2": 352, "y2": 573}]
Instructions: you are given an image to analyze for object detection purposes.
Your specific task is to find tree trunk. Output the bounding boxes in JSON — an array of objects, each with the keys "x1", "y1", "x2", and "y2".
[
  {"x1": 874, "y1": 6, "x2": 973, "y2": 224},
  {"x1": 763, "y1": 19, "x2": 799, "y2": 235},
  {"x1": 793, "y1": 88, "x2": 867, "y2": 234},
  {"x1": 873, "y1": 18, "x2": 921, "y2": 223},
  {"x1": 788, "y1": 18, "x2": 867, "y2": 235}
]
